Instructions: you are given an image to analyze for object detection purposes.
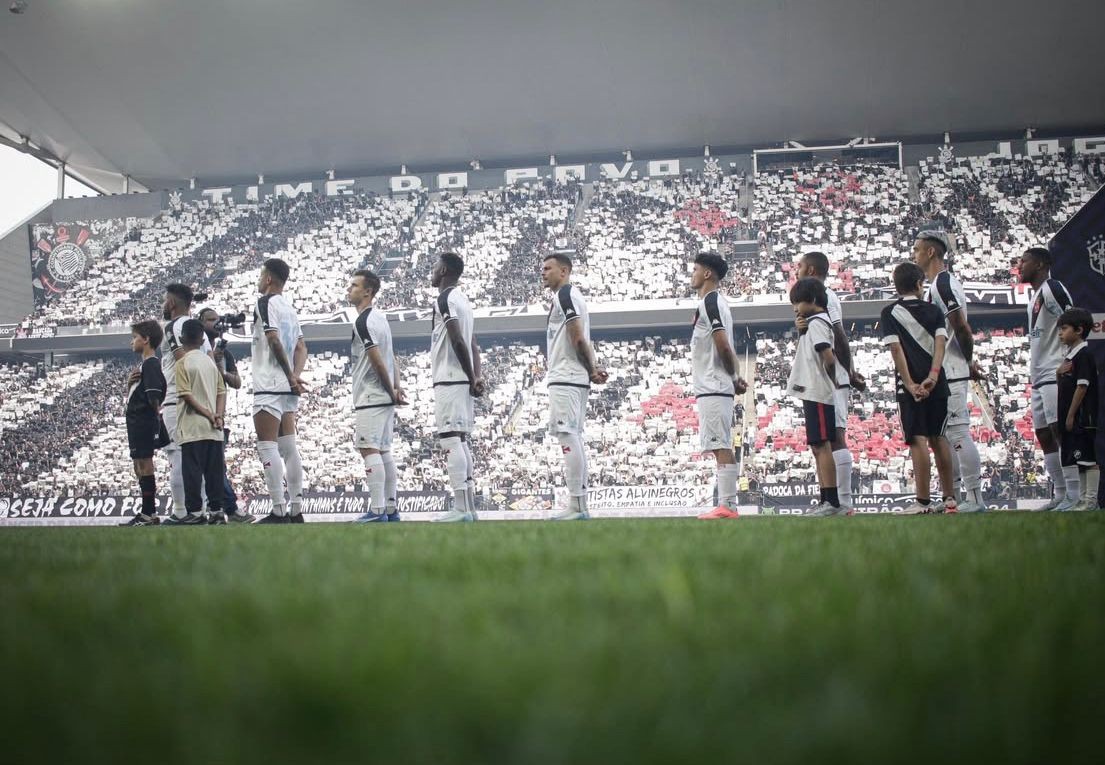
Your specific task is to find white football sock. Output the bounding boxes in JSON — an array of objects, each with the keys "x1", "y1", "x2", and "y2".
[
  {"x1": 363, "y1": 453, "x2": 385, "y2": 514},
  {"x1": 462, "y1": 440, "x2": 476, "y2": 514},
  {"x1": 1062, "y1": 464, "x2": 1081, "y2": 501},
  {"x1": 167, "y1": 448, "x2": 186, "y2": 517},
  {"x1": 278, "y1": 434, "x2": 304, "y2": 514},
  {"x1": 1081, "y1": 468, "x2": 1100, "y2": 507},
  {"x1": 257, "y1": 440, "x2": 286, "y2": 515},
  {"x1": 381, "y1": 451, "x2": 397, "y2": 514},
  {"x1": 442, "y1": 436, "x2": 469, "y2": 513},
  {"x1": 1044, "y1": 451, "x2": 1066, "y2": 500},
  {"x1": 717, "y1": 463, "x2": 739, "y2": 508},
  {"x1": 557, "y1": 433, "x2": 586, "y2": 498},
  {"x1": 833, "y1": 449, "x2": 853, "y2": 507},
  {"x1": 948, "y1": 424, "x2": 983, "y2": 504}
]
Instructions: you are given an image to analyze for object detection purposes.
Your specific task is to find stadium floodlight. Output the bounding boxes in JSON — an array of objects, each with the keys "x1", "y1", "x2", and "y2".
[{"x1": 9, "y1": 1, "x2": 28, "y2": 14}]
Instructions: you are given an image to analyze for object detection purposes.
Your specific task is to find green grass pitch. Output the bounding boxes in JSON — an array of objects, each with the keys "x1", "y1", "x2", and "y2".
[{"x1": 1, "y1": 514, "x2": 1103, "y2": 764}]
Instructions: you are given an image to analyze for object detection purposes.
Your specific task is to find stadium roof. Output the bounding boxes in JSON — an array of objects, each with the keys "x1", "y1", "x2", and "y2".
[{"x1": 1, "y1": 0, "x2": 1103, "y2": 193}]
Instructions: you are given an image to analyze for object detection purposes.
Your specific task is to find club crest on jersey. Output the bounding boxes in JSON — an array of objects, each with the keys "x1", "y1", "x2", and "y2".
[{"x1": 1088, "y1": 234, "x2": 1105, "y2": 277}]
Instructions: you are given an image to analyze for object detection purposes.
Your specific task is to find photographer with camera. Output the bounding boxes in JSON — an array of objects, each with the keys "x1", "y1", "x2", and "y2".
[{"x1": 199, "y1": 307, "x2": 251, "y2": 523}]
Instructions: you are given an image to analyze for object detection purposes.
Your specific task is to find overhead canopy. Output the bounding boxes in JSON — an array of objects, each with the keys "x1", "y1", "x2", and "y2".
[{"x1": 1, "y1": 0, "x2": 1102, "y2": 192}]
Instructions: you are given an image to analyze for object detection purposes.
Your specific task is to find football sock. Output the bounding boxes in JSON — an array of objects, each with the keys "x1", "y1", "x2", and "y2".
[
  {"x1": 1081, "y1": 468, "x2": 1100, "y2": 507},
  {"x1": 1044, "y1": 451, "x2": 1066, "y2": 500},
  {"x1": 557, "y1": 433, "x2": 586, "y2": 499},
  {"x1": 138, "y1": 474, "x2": 157, "y2": 516},
  {"x1": 442, "y1": 437, "x2": 469, "y2": 514},
  {"x1": 462, "y1": 440, "x2": 476, "y2": 515},
  {"x1": 1062, "y1": 464, "x2": 1081, "y2": 501},
  {"x1": 168, "y1": 448, "x2": 186, "y2": 517},
  {"x1": 363, "y1": 453, "x2": 385, "y2": 515},
  {"x1": 832, "y1": 449, "x2": 853, "y2": 507},
  {"x1": 717, "y1": 464, "x2": 739, "y2": 508},
  {"x1": 278, "y1": 435, "x2": 304, "y2": 514},
  {"x1": 948, "y1": 424, "x2": 982, "y2": 504},
  {"x1": 257, "y1": 440, "x2": 286, "y2": 515},
  {"x1": 381, "y1": 451, "x2": 398, "y2": 515}
]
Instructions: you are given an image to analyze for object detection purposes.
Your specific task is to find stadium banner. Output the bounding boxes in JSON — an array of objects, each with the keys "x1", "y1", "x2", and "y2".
[
  {"x1": 29, "y1": 219, "x2": 148, "y2": 307},
  {"x1": 586, "y1": 485, "x2": 713, "y2": 513}
]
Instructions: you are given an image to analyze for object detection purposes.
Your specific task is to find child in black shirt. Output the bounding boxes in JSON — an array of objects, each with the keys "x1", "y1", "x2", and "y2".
[
  {"x1": 121, "y1": 320, "x2": 167, "y2": 526},
  {"x1": 1056, "y1": 308, "x2": 1100, "y2": 511}
]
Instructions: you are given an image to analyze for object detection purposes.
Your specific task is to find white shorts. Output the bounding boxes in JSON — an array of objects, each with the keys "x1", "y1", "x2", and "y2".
[
  {"x1": 354, "y1": 406, "x2": 395, "y2": 450},
  {"x1": 253, "y1": 393, "x2": 300, "y2": 421},
  {"x1": 696, "y1": 395, "x2": 734, "y2": 452},
  {"x1": 434, "y1": 383, "x2": 474, "y2": 434},
  {"x1": 946, "y1": 379, "x2": 971, "y2": 430},
  {"x1": 1031, "y1": 383, "x2": 1058, "y2": 429},
  {"x1": 548, "y1": 384, "x2": 588, "y2": 435},
  {"x1": 832, "y1": 386, "x2": 849, "y2": 431},
  {"x1": 161, "y1": 404, "x2": 180, "y2": 453}
]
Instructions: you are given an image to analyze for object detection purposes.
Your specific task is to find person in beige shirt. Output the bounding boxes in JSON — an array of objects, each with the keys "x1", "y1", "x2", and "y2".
[{"x1": 174, "y1": 319, "x2": 227, "y2": 524}]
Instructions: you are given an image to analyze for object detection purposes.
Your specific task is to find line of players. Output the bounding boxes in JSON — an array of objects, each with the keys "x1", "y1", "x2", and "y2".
[{"x1": 120, "y1": 232, "x2": 1099, "y2": 525}]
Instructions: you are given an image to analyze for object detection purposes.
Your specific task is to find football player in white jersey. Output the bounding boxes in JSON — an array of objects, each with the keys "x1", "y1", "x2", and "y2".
[
  {"x1": 251, "y1": 258, "x2": 309, "y2": 524},
  {"x1": 541, "y1": 252, "x2": 607, "y2": 521},
  {"x1": 152, "y1": 283, "x2": 212, "y2": 523},
  {"x1": 346, "y1": 269, "x2": 407, "y2": 523},
  {"x1": 429, "y1": 253, "x2": 486, "y2": 523},
  {"x1": 690, "y1": 253, "x2": 750, "y2": 520},
  {"x1": 1019, "y1": 246, "x2": 1079, "y2": 510},
  {"x1": 914, "y1": 231, "x2": 987, "y2": 513},
  {"x1": 794, "y1": 251, "x2": 865, "y2": 512}
]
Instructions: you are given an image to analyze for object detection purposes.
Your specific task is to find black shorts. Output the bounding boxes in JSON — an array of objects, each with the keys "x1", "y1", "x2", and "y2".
[
  {"x1": 898, "y1": 395, "x2": 949, "y2": 443},
  {"x1": 1061, "y1": 427, "x2": 1098, "y2": 468},
  {"x1": 127, "y1": 415, "x2": 168, "y2": 459},
  {"x1": 802, "y1": 400, "x2": 836, "y2": 445}
]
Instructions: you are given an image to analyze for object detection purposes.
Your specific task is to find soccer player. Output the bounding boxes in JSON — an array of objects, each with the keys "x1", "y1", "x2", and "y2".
[
  {"x1": 156, "y1": 283, "x2": 212, "y2": 523},
  {"x1": 429, "y1": 253, "x2": 486, "y2": 523},
  {"x1": 1056, "y1": 308, "x2": 1100, "y2": 511},
  {"x1": 786, "y1": 277, "x2": 846, "y2": 516},
  {"x1": 795, "y1": 250, "x2": 866, "y2": 512},
  {"x1": 251, "y1": 258, "x2": 309, "y2": 524},
  {"x1": 1018, "y1": 247, "x2": 1078, "y2": 510},
  {"x1": 913, "y1": 231, "x2": 987, "y2": 513},
  {"x1": 541, "y1": 252, "x2": 607, "y2": 521},
  {"x1": 880, "y1": 263, "x2": 956, "y2": 514},
  {"x1": 120, "y1": 320, "x2": 167, "y2": 526},
  {"x1": 174, "y1": 319, "x2": 228, "y2": 524},
  {"x1": 346, "y1": 269, "x2": 407, "y2": 523},
  {"x1": 690, "y1": 252, "x2": 750, "y2": 520}
]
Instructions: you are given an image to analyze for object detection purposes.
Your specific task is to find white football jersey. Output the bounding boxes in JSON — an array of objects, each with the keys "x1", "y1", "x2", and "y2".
[
  {"x1": 1027, "y1": 279, "x2": 1073, "y2": 387},
  {"x1": 925, "y1": 269, "x2": 971, "y2": 382},
  {"x1": 431, "y1": 287, "x2": 475, "y2": 385},
  {"x1": 691, "y1": 290, "x2": 736, "y2": 397},
  {"x1": 546, "y1": 284, "x2": 591, "y2": 387},
  {"x1": 350, "y1": 306, "x2": 395, "y2": 409},
  {"x1": 251, "y1": 293, "x2": 303, "y2": 395}
]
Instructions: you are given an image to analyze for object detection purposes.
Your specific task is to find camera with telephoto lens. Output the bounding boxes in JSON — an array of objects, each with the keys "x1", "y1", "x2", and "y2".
[{"x1": 211, "y1": 312, "x2": 246, "y2": 349}]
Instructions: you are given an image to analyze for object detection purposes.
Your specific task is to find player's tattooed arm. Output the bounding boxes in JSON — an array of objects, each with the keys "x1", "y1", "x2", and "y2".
[
  {"x1": 946, "y1": 309, "x2": 975, "y2": 365},
  {"x1": 265, "y1": 331, "x2": 300, "y2": 393},
  {"x1": 567, "y1": 319, "x2": 607, "y2": 384}
]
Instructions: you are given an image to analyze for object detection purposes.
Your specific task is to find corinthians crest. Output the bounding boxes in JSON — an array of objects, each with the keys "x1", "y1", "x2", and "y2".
[
  {"x1": 30, "y1": 224, "x2": 93, "y2": 306},
  {"x1": 1088, "y1": 233, "x2": 1105, "y2": 277}
]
